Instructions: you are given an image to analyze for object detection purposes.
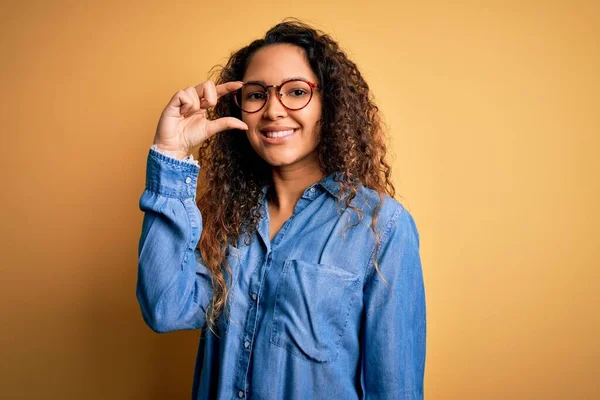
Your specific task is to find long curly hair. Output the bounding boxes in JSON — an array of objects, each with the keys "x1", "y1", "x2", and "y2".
[{"x1": 197, "y1": 18, "x2": 395, "y2": 332}]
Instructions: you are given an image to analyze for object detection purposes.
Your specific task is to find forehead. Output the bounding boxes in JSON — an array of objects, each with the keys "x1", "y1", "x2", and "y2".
[{"x1": 243, "y1": 43, "x2": 318, "y2": 84}]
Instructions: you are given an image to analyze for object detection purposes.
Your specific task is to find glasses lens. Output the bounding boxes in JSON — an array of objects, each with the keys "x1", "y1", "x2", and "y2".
[
  {"x1": 280, "y1": 80, "x2": 312, "y2": 110},
  {"x1": 238, "y1": 83, "x2": 267, "y2": 113}
]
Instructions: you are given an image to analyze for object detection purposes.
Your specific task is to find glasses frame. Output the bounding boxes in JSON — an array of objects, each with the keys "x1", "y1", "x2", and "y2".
[{"x1": 232, "y1": 78, "x2": 320, "y2": 113}]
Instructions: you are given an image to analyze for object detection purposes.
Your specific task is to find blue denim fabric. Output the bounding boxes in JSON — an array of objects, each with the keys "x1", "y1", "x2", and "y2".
[{"x1": 137, "y1": 148, "x2": 427, "y2": 399}]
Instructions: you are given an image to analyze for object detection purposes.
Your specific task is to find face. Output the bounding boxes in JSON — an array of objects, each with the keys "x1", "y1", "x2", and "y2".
[{"x1": 241, "y1": 44, "x2": 322, "y2": 169}]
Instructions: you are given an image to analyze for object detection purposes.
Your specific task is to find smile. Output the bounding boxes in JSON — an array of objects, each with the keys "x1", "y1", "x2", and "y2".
[
  {"x1": 262, "y1": 129, "x2": 296, "y2": 138},
  {"x1": 259, "y1": 128, "x2": 298, "y2": 144}
]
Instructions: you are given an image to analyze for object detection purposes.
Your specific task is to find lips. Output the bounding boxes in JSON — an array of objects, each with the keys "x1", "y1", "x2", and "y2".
[{"x1": 257, "y1": 127, "x2": 298, "y2": 144}]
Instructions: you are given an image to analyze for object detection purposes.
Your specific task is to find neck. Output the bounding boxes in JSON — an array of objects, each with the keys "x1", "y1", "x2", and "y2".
[{"x1": 268, "y1": 154, "x2": 324, "y2": 213}]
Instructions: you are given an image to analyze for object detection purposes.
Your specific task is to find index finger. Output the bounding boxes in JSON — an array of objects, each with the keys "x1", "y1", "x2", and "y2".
[
  {"x1": 194, "y1": 80, "x2": 244, "y2": 109},
  {"x1": 215, "y1": 81, "x2": 245, "y2": 98}
]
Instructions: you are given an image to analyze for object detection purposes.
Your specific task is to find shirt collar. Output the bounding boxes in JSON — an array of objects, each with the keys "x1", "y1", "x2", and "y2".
[
  {"x1": 317, "y1": 172, "x2": 344, "y2": 199},
  {"x1": 259, "y1": 172, "x2": 346, "y2": 203}
]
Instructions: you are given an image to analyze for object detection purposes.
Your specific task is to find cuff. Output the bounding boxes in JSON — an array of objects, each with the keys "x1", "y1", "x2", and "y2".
[
  {"x1": 145, "y1": 147, "x2": 200, "y2": 198},
  {"x1": 150, "y1": 144, "x2": 200, "y2": 167}
]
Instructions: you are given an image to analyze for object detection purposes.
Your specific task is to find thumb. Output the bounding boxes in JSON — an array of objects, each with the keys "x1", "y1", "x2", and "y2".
[{"x1": 205, "y1": 117, "x2": 248, "y2": 138}]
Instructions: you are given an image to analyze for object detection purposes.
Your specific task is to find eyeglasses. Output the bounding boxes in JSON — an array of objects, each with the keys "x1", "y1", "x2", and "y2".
[{"x1": 232, "y1": 78, "x2": 320, "y2": 113}]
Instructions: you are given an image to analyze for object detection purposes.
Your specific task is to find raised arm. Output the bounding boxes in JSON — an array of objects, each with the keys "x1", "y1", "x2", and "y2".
[{"x1": 137, "y1": 80, "x2": 249, "y2": 332}]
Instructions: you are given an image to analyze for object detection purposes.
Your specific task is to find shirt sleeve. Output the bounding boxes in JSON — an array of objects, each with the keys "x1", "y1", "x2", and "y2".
[
  {"x1": 360, "y1": 205, "x2": 427, "y2": 399},
  {"x1": 136, "y1": 146, "x2": 213, "y2": 333}
]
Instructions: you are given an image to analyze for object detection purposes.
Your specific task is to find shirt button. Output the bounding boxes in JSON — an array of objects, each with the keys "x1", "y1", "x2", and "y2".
[
  {"x1": 310, "y1": 187, "x2": 315, "y2": 192},
  {"x1": 185, "y1": 177, "x2": 192, "y2": 184},
  {"x1": 251, "y1": 293, "x2": 257, "y2": 301},
  {"x1": 238, "y1": 391, "x2": 244, "y2": 398},
  {"x1": 244, "y1": 341, "x2": 250, "y2": 348}
]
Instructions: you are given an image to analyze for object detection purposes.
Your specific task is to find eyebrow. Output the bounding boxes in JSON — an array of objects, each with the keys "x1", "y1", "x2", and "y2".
[{"x1": 244, "y1": 76, "x2": 310, "y2": 85}]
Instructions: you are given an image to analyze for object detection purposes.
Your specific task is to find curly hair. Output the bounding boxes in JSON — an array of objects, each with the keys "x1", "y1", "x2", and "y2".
[{"x1": 196, "y1": 18, "x2": 395, "y2": 333}]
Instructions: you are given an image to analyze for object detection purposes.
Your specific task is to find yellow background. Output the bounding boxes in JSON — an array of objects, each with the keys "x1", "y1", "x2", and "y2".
[{"x1": 1, "y1": 1, "x2": 598, "y2": 399}]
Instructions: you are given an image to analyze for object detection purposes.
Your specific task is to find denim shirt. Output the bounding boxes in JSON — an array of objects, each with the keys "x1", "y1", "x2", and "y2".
[{"x1": 137, "y1": 148, "x2": 426, "y2": 399}]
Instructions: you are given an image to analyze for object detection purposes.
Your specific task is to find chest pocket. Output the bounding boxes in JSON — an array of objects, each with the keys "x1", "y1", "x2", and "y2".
[{"x1": 270, "y1": 259, "x2": 361, "y2": 363}]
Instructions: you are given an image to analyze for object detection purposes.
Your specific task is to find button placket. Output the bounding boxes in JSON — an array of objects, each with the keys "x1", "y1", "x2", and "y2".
[{"x1": 235, "y1": 252, "x2": 272, "y2": 394}]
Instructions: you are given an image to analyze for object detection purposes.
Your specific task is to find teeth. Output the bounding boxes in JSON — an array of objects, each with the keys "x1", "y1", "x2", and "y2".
[{"x1": 264, "y1": 129, "x2": 295, "y2": 138}]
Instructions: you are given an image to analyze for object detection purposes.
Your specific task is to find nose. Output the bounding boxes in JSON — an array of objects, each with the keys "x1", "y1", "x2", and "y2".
[{"x1": 262, "y1": 87, "x2": 287, "y2": 120}]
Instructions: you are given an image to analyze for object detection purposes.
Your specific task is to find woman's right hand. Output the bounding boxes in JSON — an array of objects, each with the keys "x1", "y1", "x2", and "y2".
[{"x1": 153, "y1": 81, "x2": 248, "y2": 158}]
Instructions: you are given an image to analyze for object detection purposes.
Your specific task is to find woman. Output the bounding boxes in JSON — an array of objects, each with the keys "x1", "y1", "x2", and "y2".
[{"x1": 137, "y1": 19, "x2": 426, "y2": 399}]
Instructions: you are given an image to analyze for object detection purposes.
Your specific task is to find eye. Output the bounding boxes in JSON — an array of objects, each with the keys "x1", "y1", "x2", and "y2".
[
  {"x1": 246, "y1": 92, "x2": 266, "y2": 101},
  {"x1": 287, "y1": 88, "x2": 309, "y2": 97}
]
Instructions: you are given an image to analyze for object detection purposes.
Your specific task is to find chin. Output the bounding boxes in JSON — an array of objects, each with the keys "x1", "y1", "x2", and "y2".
[
  {"x1": 261, "y1": 155, "x2": 300, "y2": 167},
  {"x1": 251, "y1": 145, "x2": 300, "y2": 166}
]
